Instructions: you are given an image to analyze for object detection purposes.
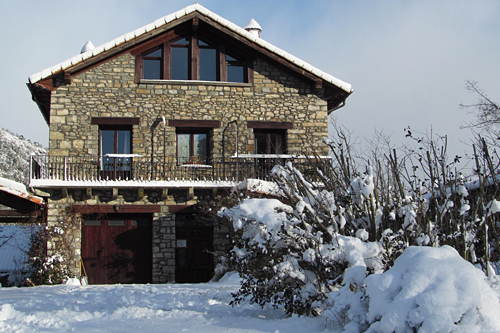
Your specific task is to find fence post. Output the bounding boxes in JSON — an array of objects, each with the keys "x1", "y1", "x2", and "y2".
[{"x1": 64, "y1": 157, "x2": 67, "y2": 181}]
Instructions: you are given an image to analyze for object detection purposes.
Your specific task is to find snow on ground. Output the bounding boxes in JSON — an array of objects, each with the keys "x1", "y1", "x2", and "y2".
[
  {"x1": 0, "y1": 273, "x2": 326, "y2": 333},
  {"x1": 364, "y1": 246, "x2": 500, "y2": 332}
]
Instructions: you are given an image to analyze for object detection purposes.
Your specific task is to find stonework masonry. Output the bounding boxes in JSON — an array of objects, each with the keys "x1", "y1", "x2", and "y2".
[
  {"x1": 43, "y1": 50, "x2": 331, "y2": 283},
  {"x1": 46, "y1": 187, "x2": 230, "y2": 283},
  {"x1": 48, "y1": 53, "x2": 329, "y2": 159}
]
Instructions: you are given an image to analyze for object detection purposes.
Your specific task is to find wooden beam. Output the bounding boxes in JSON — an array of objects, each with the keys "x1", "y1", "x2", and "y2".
[
  {"x1": 168, "y1": 119, "x2": 220, "y2": 128},
  {"x1": 247, "y1": 121, "x2": 293, "y2": 129},
  {"x1": 112, "y1": 188, "x2": 118, "y2": 200},
  {"x1": 168, "y1": 205, "x2": 194, "y2": 213},
  {"x1": 73, "y1": 204, "x2": 161, "y2": 214},
  {"x1": 191, "y1": 17, "x2": 199, "y2": 33},
  {"x1": 130, "y1": 29, "x2": 185, "y2": 56},
  {"x1": 190, "y1": 34, "x2": 199, "y2": 80},
  {"x1": 91, "y1": 117, "x2": 140, "y2": 125},
  {"x1": 187, "y1": 187, "x2": 194, "y2": 200},
  {"x1": 137, "y1": 188, "x2": 144, "y2": 200}
]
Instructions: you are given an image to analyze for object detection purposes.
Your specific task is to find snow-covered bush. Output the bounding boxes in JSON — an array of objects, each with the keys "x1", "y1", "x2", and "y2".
[
  {"x1": 27, "y1": 228, "x2": 73, "y2": 285},
  {"x1": 221, "y1": 124, "x2": 500, "y2": 319},
  {"x1": 220, "y1": 198, "x2": 384, "y2": 316},
  {"x1": 327, "y1": 246, "x2": 500, "y2": 332}
]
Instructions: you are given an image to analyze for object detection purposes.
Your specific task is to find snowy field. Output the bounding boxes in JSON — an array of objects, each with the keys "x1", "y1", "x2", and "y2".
[
  {"x1": 0, "y1": 273, "x2": 327, "y2": 333},
  {"x1": 0, "y1": 265, "x2": 499, "y2": 333}
]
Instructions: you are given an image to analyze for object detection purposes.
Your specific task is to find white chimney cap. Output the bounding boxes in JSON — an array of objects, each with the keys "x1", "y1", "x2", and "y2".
[
  {"x1": 244, "y1": 18, "x2": 262, "y2": 32},
  {"x1": 81, "y1": 41, "x2": 95, "y2": 54}
]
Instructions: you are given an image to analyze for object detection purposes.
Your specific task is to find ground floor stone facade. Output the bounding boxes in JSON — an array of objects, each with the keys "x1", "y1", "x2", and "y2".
[{"x1": 44, "y1": 186, "x2": 232, "y2": 283}]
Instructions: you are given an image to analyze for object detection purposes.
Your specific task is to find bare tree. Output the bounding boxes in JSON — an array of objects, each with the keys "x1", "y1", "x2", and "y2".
[{"x1": 461, "y1": 80, "x2": 500, "y2": 142}]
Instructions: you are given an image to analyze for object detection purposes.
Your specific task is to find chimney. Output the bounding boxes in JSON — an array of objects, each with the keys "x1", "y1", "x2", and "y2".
[
  {"x1": 80, "y1": 41, "x2": 95, "y2": 54},
  {"x1": 244, "y1": 18, "x2": 262, "y2": 38}
]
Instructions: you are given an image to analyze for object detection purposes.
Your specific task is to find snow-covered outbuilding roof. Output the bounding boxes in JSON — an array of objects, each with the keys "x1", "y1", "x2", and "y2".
[
  {"x1": 0, "y1": 177, "x2": 44, "y2": 208},
  {"x1": 28, "y1": 3, "x2": 352, "y2": 94}
]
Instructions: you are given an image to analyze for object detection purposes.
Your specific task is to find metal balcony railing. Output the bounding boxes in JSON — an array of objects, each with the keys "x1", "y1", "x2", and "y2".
[{"x1": 29, "y1": 154, "x2": 324, "y2": 187}]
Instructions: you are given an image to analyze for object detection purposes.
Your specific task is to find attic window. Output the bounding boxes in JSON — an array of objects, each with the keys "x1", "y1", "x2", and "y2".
[{"x1": 136, "y1": 34, "x2": 251, "y2": 83}]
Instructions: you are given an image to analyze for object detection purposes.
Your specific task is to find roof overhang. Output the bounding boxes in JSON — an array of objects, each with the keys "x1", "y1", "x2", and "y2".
[
  {"x1": 28, "y1": 4, "x2": 353, "y2": 117},
  {"x1": 0, "y1": 185, "x2": 44, "y2": 215}
]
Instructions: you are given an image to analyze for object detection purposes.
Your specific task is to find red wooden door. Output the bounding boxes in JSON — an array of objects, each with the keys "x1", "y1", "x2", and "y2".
[
  {"x1": 175, "y1": 227, "x2": 214, "y2": 283},
  {"x1": 82, "y1": 214, "x2": 152, "y2": 284}
]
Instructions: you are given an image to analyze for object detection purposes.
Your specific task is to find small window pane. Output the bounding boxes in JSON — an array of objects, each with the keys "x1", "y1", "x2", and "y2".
[
  {"x1": 200, "y1": 48, "x2": 216, "y2": 81},
  {"x1": 255, "y1": 132, "x2": 267, "y2": 154},
  {"x1": 171, "y1": 47, "x2": 188, "y2": 80},
  {"x1": 108, "y1": 220, "x2": 125, "y2": 226},
  {"x1": 198, "y1": 39, "x2": 209, "y2": 47},
  {"x1": 172, "y1": 38, "x2": 189, "y2": 45},
  {"x1": 194, "y1": 134, "x2": 207, "y2": 163},
  {"x1": 145, "y1": 49, "x2": 162, "y2": 57},
  {"x1": 101, "y1": 130, "x2": 114, "y2": 170},
  {"x1": 227, "y1": 65, "x2": 244, "y2": 83},
  {"x1": 84, "y1": 220, "x2": 101, "y2": 226},
  {"x1": 144, "y1": 59, "x2": 161, "y2": 79},
  {"x1": 178, "y1": 133, "x2": 190, "y2": 164},
  {"x1": 270, "y1": 133, "x2": 284, "y2": 154}
]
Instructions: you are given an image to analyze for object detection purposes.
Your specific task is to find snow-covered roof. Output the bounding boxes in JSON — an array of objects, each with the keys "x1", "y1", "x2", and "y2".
[
  {"x1": 0, "y1": 177, "x2": 44, "y2": 206},
  {"x1": 28, "y1": 3, "x2": 352, "y2": 94}
]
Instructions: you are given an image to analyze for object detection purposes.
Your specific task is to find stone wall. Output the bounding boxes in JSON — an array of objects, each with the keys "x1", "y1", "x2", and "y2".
[
  {"x1": 48, "y1": 53, "x2": 330, "y2": 160},
  {"x1": 45, "y1": 187, "x2": 231, "y2": 283}
]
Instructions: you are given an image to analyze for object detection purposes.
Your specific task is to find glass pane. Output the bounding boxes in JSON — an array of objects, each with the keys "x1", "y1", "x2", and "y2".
[
  {"x1": 145, "y1": 48, "x2": 162, "y2": 57},
  {"x1": 84, "y1": 220, "x2": 101, "y2": 226},
  {"x1": 270, "y1": 133, "x2": 284, "y2": 154},
  {"x1": 172, "y1": 38, "x2": 189, "y2": 45},
  {"x1": 117, "y1": 131, "x2": 131, "y2": 155},
  {"x1": 101, "y1": 130, "x2": 114, "y2": 170},
  {"x1": 194, "y1": 134, "x2": 207, "y2": 163},
  {"x1": 178, "y1": 133, "x2": 190, "y2": 164},
  {"x1": 200, "y1": 48, "x2": 216, "y2": 81},
  {"x1": 144, "y1": 59, "x2": 161, "y2": 79},
  {"x1": 255, "y1": 132, "x2": 267, "y2": 154},
  {"x1": 198, "y1": 39, "x2": 209, "y2": 46},
  {"x1": 226, "y1": 54, "x2": 237, "y2": 61},
  {"x1": 171, "y1": 47, "x2": 188, "y2": 80},
  {"x1": 227, "y1": 65, "x2": 244, "y2": 83},
  {"x1": 117, "y1": 130, "x2": 131, "y2": 171},
  {"x1": 108, "y1": 220, "x2": 125, "y2": 226}
]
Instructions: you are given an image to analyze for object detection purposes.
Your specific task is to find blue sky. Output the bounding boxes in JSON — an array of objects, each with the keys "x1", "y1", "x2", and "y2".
[{"x1": 2, "y1": 0, "x2": 499, "y2": 158}]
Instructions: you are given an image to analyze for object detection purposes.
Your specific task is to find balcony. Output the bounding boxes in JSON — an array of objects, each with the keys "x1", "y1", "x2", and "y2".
[{"x1": 29, "y1": 154, "x2": 324, "y2": 188}]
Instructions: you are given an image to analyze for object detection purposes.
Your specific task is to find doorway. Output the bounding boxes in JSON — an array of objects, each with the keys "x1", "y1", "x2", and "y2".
[{"x1": 81, "y1": 214, "x2": 152, "y2": 284}]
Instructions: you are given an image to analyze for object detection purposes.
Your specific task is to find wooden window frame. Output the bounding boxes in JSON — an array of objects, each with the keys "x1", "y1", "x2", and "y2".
[
  {"x1": 135, "y1": 34, "x2": 252, "y2": 83},
  {"x1": 254, "y1": 128, "x2": 287, "y2": 155},
  {"x1": 176, "y1": 127, "x2": 211, "y2": 165}
]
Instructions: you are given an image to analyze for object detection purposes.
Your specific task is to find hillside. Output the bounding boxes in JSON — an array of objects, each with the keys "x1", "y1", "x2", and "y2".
[{"x1": 0, "y1": 128, "x2": 45, "y2": 186}]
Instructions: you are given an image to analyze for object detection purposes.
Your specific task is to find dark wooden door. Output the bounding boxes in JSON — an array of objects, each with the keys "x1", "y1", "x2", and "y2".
[
  {"x1": 82, "y1": 214, "x2": 152, "y2": 284},
  {"x1": 175, "y1": 227, "x2": 214, "y2": 283}
]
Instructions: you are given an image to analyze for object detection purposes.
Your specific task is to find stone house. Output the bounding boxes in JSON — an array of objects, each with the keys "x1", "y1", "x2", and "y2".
[{"x1": 27, "y1": 4, "x2": 352, "y2": 284}]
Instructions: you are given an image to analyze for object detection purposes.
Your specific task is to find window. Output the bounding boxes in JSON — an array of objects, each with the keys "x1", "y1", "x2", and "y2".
[
  {"x1": 247, "y1": 121, "x2": 292, "y2": 155},
  {"x1": 100, "y1": 127, "x2": 132, "y2": 171},
  {"x1": 171, "y1": 38, "x2": 189, "y2": 80},
  {"x1": 254, "y1": 129, "x2": 286, "y2": 154},
  {"x1": 137, "y1": 34, "x2": 250, "y2": 83},
  {"x1": 226, "y1": 54, "x2": 244, "y2": 83},
  {"x1": 169, "y1": 119, "x2": 220, "y2": 165},
  {"x1": 143, "y1": 48, "x2": 162, "y2": 80},
  {"x1": 176, "y1": 128, "x2": 209, "y2": 164}
]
